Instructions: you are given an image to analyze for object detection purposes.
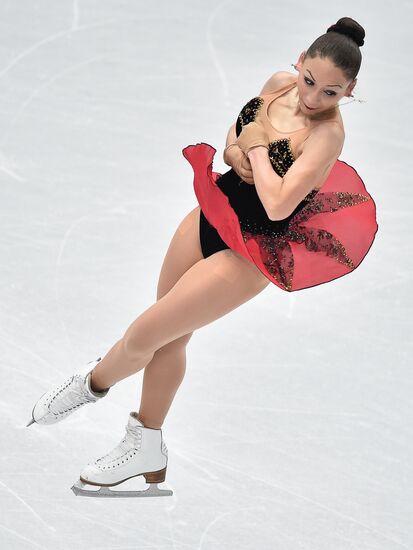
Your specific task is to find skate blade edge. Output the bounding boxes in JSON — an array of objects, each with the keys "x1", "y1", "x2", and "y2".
[{"x1": 71, "y1": 479, "x2": 173, "y2": 498}]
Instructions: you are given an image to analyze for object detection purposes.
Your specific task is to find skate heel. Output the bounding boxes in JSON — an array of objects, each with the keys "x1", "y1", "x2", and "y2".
[{"x1": 143, "y1": 466, "x2": 167, "y2": 484}]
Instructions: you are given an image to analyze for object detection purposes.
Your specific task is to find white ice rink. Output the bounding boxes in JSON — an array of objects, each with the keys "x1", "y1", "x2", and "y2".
[{"x1": 1, "y1": 1, "x2": 411, "y2": 548}]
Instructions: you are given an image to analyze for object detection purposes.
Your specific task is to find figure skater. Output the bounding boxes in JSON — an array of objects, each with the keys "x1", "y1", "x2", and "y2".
[{"x1": 26, "y1": 16, "x2": 378, "y2": 497}]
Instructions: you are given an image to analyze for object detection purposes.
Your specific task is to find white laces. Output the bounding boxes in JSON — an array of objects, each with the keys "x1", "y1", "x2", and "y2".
[
  {"x1": 95, "y1": 422, "x2": 143, "y2": 466},
  {"x1": 48, "y1": 375, "x2": 96, "y2": 415}
]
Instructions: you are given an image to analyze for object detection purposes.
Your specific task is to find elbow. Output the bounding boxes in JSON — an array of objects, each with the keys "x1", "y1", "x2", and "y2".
[
  {"x1": 267, "y1": 203, "x2": 284, "y2": 222},
  {"x1": 263, "y1": 193, "x2": 282, "y2": 220},
  {"x1": 268, "y1": 204, "x2": 294, "y2": 221}
]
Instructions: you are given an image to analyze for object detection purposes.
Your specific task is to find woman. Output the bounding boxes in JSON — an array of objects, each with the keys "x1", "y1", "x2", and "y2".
[{"x1": 26, "y1": 17, "x2": 378, "y2": 497}]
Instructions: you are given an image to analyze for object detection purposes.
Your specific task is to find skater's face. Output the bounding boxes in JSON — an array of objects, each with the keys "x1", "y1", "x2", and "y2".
[{"x1": 294, "y1": 52, "x2": 357, "y2": 114}]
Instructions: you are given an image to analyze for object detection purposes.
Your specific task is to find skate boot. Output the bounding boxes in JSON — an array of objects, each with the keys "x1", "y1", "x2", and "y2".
[
  {"x1": 71, "y1": 411, "x2": 173, "y2": 497},
  {"x1": 26, "y1": 358, "x2": 110, "y2": 427}
]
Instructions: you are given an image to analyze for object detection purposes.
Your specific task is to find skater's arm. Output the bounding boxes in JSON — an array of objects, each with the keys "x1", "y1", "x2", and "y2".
[
  {"x1": 248, "y1": 122, "x2": 344, "y2": 221},
  {"x1": 244, "y1": 146, "x2": 281, "y2": 219}
]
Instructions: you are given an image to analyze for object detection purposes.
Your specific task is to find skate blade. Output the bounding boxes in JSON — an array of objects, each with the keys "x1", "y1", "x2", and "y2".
[
  {"x1": 26, "y1": 418, "x2": 35, "y2": 427},
  {"x1": 71, "y1": 479, "x2": 173, "y2": 498}
]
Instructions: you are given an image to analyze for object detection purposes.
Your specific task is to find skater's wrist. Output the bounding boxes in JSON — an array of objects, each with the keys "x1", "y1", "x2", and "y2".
[{"x1": 223, "y1": 143, "x2": 243, "y2": 167}]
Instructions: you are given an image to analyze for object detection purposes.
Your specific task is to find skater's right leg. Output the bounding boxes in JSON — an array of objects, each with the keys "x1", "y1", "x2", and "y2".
[{"x1": 28, "y1": 206, "x2": 203, "y2": 427}]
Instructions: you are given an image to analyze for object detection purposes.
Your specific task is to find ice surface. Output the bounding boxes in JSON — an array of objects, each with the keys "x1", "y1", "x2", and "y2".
[{"x1": 1, "y1": 1, "x2": 411, "y2": 549}]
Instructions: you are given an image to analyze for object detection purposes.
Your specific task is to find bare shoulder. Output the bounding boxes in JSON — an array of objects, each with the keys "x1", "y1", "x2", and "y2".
[
  {"x1": 312, "y1": 107, "x2": 345, "y2": 141},
  {"x1": 259, "y1": 71, "x2": 297, "y2": 95},
  {"x1": 296, "y1": 117, "x2": 345, "y2": 160},
  {"x1": 309, "y1": 119, "x2": 345, "y2": 157},
  {"x1": 314, "y1": 118, "x2": 344, "y2": 137}
]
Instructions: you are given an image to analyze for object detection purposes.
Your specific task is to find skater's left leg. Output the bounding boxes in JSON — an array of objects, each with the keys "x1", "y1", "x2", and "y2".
[{"x1": 90, "y1": 249, "x2": 270, "y2": 389}]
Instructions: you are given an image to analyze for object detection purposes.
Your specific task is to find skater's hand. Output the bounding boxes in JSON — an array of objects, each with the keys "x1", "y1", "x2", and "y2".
[
  {"x1": 232, "y1": 150, "x2": 255, "y2": 185},
  {"x1": 225, "y1": 143, "x2": 255, "y2": 185},
  {"x1": 235, "y1": 120, "x2": 269, "y2": 159}
]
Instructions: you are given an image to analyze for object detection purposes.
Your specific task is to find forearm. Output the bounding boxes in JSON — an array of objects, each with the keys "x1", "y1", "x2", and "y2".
[{"x1": 248, "y1": 146, "x2": 282, "y2": 219}]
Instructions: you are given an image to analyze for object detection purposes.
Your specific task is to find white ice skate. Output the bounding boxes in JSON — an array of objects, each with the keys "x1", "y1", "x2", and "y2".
[
  {"x1": 26, "y1": 358, "x2": 110, "y2": 427},
  {"x1": 71, "y1": 412, "x2": 173, "y2": 498}
]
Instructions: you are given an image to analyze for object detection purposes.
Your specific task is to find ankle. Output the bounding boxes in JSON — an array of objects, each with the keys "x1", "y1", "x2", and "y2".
[
  {"x1": 137, "y1": 413, "x2": 162, "y2": 430},
  {"x1": 89, "y1": 370, "x2": 110, "y2": 394}
]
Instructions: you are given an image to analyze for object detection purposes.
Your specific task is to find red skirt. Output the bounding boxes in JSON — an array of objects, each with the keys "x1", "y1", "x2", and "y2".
[{"x1": 182, "y1": 142, "x2": 378, "y2": 292}]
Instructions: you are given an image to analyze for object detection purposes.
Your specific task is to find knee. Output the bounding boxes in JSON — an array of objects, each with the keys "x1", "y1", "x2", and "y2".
[
  {"x1": 122, "y1": 329, "x2": 193, "y2": 359},
  {"x1": 157, "y1": 332, "x2": 194, "y2": 353},
  {"x1": 122, "y1": 329, "x2": 155, "y2": 361}
]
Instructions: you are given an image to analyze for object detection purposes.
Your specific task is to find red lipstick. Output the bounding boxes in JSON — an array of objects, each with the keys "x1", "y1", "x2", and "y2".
[{"x1": 303, "y1": 101, "x2": 317, "y2": 111}]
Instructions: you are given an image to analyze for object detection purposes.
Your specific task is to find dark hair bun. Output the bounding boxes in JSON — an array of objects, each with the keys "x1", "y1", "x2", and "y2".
[{"x1": 327, "y1": 17, "x2": 365, "y2": 47}]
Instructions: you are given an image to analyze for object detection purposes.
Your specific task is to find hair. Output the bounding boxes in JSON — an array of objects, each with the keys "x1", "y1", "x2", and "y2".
[{"x1": 305, "y1": 17, "x2": 365, "y2": 82}]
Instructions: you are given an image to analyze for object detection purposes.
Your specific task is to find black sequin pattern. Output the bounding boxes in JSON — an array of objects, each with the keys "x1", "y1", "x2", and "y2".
[
  {"x1": 216, "y1": 170, "x2": 370, "y2": 291},
  {"x1": 268, "y1": 138, "x2": 295, "y2": 177},
  {"x1": 235, "y1": 97, "x2": 264, "y2": 137},
  {"x1": 241, "y1": 190, "x2": 370, "y2": 291}
]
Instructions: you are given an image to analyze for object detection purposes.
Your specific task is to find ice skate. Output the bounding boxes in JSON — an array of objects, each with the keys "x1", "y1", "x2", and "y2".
[
  {"x1": 71, "y1": 411, "x2": 173, "y2": 498},
  {"x1": 26, "y1": 358, "x2": 110, "y2": 427}
]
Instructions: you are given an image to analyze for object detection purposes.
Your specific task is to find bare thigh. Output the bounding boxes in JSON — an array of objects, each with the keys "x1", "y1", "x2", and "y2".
[
  {"x1": 154, "y1": 205, "x2": 204, "y2": 349},
  {"x1": 157, "y1": 205, "x2": 204, "y2": 300},
  {"x1": 124, "y1": 245, "x2": 270, "y2": 356}
]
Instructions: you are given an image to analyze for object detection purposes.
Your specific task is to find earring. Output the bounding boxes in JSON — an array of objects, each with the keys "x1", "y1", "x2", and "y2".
[
  {"x1": 291, "y1": 63, "x2": 298, "y2": 70},
  {"x1": 339, "y1": 93, "x2": 367, "y2": 106}
]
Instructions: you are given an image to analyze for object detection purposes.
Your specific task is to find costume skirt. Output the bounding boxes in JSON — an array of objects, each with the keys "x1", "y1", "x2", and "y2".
[{"x1": 182, "y1": 142, "x2": 378, "y2": 292}]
